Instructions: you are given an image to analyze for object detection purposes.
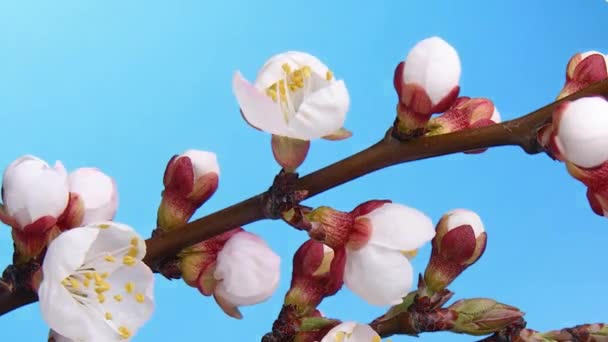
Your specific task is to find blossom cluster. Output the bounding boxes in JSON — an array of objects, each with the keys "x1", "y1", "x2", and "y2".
[{"x1": 0, "y1": 36, "x2": 604, "y2": 342}]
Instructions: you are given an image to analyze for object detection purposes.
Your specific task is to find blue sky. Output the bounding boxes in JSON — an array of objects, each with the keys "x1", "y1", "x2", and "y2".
[{"x1": 0, "y1": 1, "x2": 607, "y2": 341}]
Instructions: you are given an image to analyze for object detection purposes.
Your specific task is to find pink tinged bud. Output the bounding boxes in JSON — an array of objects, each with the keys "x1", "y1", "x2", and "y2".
[
  {"x1": 448, "y1": 298, "x2": 524, "y2": 336},
  {"x1": 398, "y1": 36, "x2": 461, "y2": 114},
  {"x1": 56, "y1": 193, "x2": 85, "y2": 230},
  {"x1": 559, "y1": 51, "x2": 608, "y2": 99},
  {"x1": 553, "y1": 97, "x2": 608, "y2": 168},
  {"x1": 158, "y1": 150, "x2": 219, "y2": 230},
  {"x1": 427, "y1": 97, "x2": 497, "y2": 136},
  {"x1": 307, "y1": 207, "x2": 354, "y2": 249},
  {"x1": 344, "y1": 202, "x2": 435, "y2": 306},
  {"x1": 287, "y1": 240, "x2": 346, "y2": 310},
  {"x1": 425, "y1": 209, "x2": 487, "y2": 293},
  {"x1": 2, "y1": 155, "x2": 69, "y2": 229},
  {"x1": 271, "y1": 135, "x2": 311, "y2": 172},
  {"x1": 213, "y1": 231, "x2": 281, "y2": 318},
  {"x1": 67, "y1": 168, "x2": 118, "y2": 225}
]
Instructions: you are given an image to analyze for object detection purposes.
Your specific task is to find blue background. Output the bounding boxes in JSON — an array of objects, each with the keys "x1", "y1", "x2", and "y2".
[{"x1": 1, "y1": 1, "x2": 607, "y2": 341}]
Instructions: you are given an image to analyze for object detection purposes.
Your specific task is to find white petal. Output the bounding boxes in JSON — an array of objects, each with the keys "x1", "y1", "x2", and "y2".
[
  {"x1": 179, "y1": 150, "x2": 220, "y2": 178},
  {"x1": 444, "y1": 209, "x2": 484, "y2": 237},
  {"x1": 214, "y1": 232, "x2": 280, "y2": 306},
  {"x1": 42, "y1": 227, "x2": 100, "y2": 281},
  {"x1": 100, "y1": 262, "x2": 155, "y2": 339},
  {"x1": 2, "y1": 155, "x2": 69, "y2": 227},
  {"x1": 255, "y1": 51, "x2": 330, "y2": 89},
  {"x1": 284, "y1": 80, "x2": 350, "y2": 140},
  {"x1": 344, "y1": 244, "x2": 413, "y2": 306},
  {"x1": 232, "y1": 71, "x2": 289, "y2": 136},
  {"x1": 555, "y1": 97, "x2": 608, "y2": 168},
  {"x1": 362, "y1": 203, "x2": 435, "y2": 251},
  {"x1": 69, "y1": 168, "x2": 118, "y2": 224},
  {"x1": 83, "y1": 222, "x2": 147, "y2": 275},
  {"x1": 491, "y1": 107, "x2": 502, "y2": 123},
  {"x1": 39, "y1": 278, "x2": 102, "y2": 341},
  {"x1": 402, "y1": 36, "x2": 461, "y2": 105},
  {"x1": 321, "y1": 321, "x2": 380, "y2": 342}
]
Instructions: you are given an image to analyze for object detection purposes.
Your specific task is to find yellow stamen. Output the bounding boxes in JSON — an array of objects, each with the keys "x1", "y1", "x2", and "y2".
[
  {"x1": 105, "y1": 312, "x2": 113, "y2": 320},
  {"x1": 123, "y1": 255, "x2": 136, "y2": 266},
  {"x1": 127, "y1": 247, "x2": 138, "y2": 258},
  {"x1": 130, "y1": 237, "x2": 139, "y2": 246},
  {"x1": 104, "y1": 255, "x2": 116, "y2": 263},
  {"x1": 98, "y1": 223, "x2": 110, "y2": 229},
  {"x1": 101, "y1": 272, "x2": 109, "y2": 279},
  {"x1": 114, "y1": 294, "x2": 123, "y2": 302},
  {"x1": 125, "y1": 282, "x2": 134, "y2": 294},
  {"x1": 401, "y1": 249, "x2": 418, "y2": 259},
  {"x1": 135, "y1": 293, "x2": 145, "y2": 303},
  {"x1": 326, "y1": 70, "x2": 333, "y2": 80},
  {"x1": 118, "y1": 326, "x2": 131, "y2": 339},
  {"x1": 97, "y1": 293, "x2": 106, "y2": 303},
  {"x1": 372, "y1": 336, "x2": 381, "y2": 342},
  {"x1": 83, "y1": 278, "x2": 91, "y2": 288},
  {"x1": 334, "y1": 331, "x2": 345, "y2": 342},
  {"x1": 94, "y1": 281, "x2": 111, "y2": 294},
  {"x1": 84, "y1": 272, "x2": 93, "y2": 279},
  {"x1": 281, "y1": 63, "x2": 291, "y2": 74}
]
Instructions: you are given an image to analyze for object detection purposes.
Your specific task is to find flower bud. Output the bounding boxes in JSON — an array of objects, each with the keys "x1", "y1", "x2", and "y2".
[
  {"x1": 393, "y1": 36, "x2": 461, "y2": 137},
  {"x1": 558, "y1": 51, "x2": 608, "y2": 100},
  {"x1": 563, "y1": 161, "x2": 608, "y2": 218},
  {"x1": 285, "y1": 240, "x2": 346, "y2": 314},
  {"x1": 424, "y1": 209, "x2": 486, "y2": 293},
  {"x1": 179, "y1": 229, "x2": 280, "y2": 319},
  {"x1": 307, "y1": 206, "x2": 354, "y2": 249},
  {"x1": 65, "y1": 168, "x2": 118, "y2": 227},
  {"x1": 271, "y1": 135, "x2": 310, "y2": 172},
  {"x1": 1, "y1": 155, "x2": 69, "y2": 259},
  {"x1": 551, "y1": 97, "x2": 608, "y2": 168},
  {"x1": 157, "y1": 149, "x2": 219, "y2": 231},
  {"x1": 427, "y1": 97, "x2": 497, "y2": 136},
  {"x1": 448, "y1": 298, "x2": 524, "y2": 336}
]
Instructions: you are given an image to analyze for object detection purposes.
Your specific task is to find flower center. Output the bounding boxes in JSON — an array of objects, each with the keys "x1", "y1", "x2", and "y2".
[
  {"x1": 59, "y1": 237, "x2": 146, "y2": 340},
  {"x1": 265, "y1": 63, "x2": 334, "y2": 123}
]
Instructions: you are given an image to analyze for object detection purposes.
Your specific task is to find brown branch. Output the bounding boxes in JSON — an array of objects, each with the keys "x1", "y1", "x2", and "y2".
[{"x1": 1, "y1": 79, "x2": 607, "y2": 318}]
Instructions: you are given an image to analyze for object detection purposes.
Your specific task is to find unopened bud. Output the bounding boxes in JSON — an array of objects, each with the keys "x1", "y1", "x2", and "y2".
[
  {"x1": 558, "y1": 51, "x2": 608, "y2": 100},
  {"x1": 286, "y1": 240, "x2": 345, "y2": 314},
  {"x1": 393, "y1": 37, "x2": 461, "y2": 138},
  {"x1": 424, "y1": 209, "x2": 487, "y2": 292},
  {"x1": 449, "y1": 298, "x2": 524, "y2": 336},
  {"x1": 157, "y1": 150, "x2": 219, "y2": 231}
]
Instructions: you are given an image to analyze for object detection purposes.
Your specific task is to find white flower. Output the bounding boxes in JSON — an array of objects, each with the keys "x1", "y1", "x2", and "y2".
[
  {"x1": 69, "y1": 168, "x2": 118, "y2": 225},
  {"x1": 442, "y1": 209, "x2": 485, "y2": 237},
  {"x1": 178, "y1": 149, "x2": 220, "y2": 177},
  {"x1": 402, "y1": 36, "x2": 461, "y2": 105},
  {"x1": 554, "y1": 97, "x2": 608, "y2": 168},
  {"x1": 2, "y1": 155, "x2": 69, "y2": 228},
  {"x1": 345, "y1": 203, "x2": 435, "y2": 306},
  {"x1": 38, "y1": 222, "x2": 154, "y2": 341},
  {"x1": 213, "y1": 231, "x2": 280, "y2": 307},
  {"x1": 320, "y1": 322, "x2": 380, "y2": 342},
  {"x1": 232, "y1": 51, "x2": 350, "y2": 140}
]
